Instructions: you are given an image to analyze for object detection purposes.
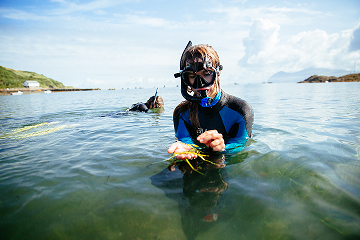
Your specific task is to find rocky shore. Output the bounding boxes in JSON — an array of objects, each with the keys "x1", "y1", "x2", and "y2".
[
  {"x1": 0, "y1": 87, "x2": 101, "y2": 96},
  {"x1": 298, "y1": 73, "x2": 360, "y2": 83}
]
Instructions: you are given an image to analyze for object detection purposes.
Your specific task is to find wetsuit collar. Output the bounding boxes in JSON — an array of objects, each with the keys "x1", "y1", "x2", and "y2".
[
  {"x1": 200, "y1": 91, "x2": 221, "y2": 108},
  {"x1": 198, "y1": 90, "x2": 226, "y2": 114}
]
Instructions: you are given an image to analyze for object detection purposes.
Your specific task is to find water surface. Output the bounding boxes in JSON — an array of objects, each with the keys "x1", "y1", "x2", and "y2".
[{"x1": 1, "y1": 83, "x2": 359, "y2": 240}]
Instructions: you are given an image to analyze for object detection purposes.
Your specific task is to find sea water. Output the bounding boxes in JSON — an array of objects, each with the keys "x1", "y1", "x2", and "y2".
[{"x1": 0, "y1": 83, "x2": 359, "y2": 240}]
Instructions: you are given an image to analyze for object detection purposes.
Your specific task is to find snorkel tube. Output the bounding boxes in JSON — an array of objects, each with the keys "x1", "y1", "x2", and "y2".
[
  {"x1": 176, "y1": 41, "x2": 204, "y2": 103},
  {"x1": 153, "y1": 87, "x2": 158, "y2": 107},
  {"x1": 174, "y1": 41, "x2": 223, "y2": 107}
]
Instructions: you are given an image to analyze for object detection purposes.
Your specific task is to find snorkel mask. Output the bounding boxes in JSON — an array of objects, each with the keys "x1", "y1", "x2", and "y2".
[{"x1": 174, "y1": 41, "x2": 223, "y2": 107}]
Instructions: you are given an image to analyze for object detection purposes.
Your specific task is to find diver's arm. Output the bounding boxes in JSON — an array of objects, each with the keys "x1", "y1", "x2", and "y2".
[
  {"x1": 220, "y1": 95, "x2": 254, "y2": 152},
  {"x1": 197, "y1": 130, "x2": 225, "y2": 152},
  {"x1": 169, "y1": 113, "x2": 198, "y2": 160}
]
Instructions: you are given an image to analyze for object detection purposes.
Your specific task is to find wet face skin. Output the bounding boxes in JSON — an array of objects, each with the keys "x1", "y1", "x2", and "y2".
[{"x1": 186, "y1": 70, "x2": 214, "y2": 85}]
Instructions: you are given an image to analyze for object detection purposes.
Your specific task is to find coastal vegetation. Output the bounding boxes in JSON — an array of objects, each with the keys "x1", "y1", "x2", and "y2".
[
  {"x1": 0, "y1": 65, "x2": 65, "y2": 89},
  {"x1": 298, "y1": 73, "x2": 360, "y2": 83}
]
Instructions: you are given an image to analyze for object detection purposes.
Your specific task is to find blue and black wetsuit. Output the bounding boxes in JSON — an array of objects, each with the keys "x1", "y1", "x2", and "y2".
[
  {"x1": 173, "y1": 90, "x2": 254, "y2": 151},
  {"x1": 128, "y1": 103, "x2": 149, "y2": 112},
  {"x1": 99, "y1": 102, "x2": 149, "y2": 117}
]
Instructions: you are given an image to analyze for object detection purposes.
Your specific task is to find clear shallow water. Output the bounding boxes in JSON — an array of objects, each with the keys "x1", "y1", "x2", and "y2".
[{"x1": 1, "y1": 83, "x2": 359, "y2": 240}]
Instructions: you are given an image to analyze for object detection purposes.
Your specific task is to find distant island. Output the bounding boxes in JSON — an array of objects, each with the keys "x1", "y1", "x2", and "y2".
[
  {"x1": 298, "y1": 73, "x2": 360, "y2": 83},
  {"x1": 267, "y1": 68, "x2": 355, "y2": 83},
  {"x1": 0, "y1": 65, "x2": 100, "y2": 95}
]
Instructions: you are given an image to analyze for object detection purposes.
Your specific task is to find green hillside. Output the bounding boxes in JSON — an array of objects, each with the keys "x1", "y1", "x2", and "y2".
[
  {"x1": 298, "y1": 73, "x2": 360, "y2": 83},
  {"x1": 0, "y1": 65, "x2": 65, "y2": 89}
]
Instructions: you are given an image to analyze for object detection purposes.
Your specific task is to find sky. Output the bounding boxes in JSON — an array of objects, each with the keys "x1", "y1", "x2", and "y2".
[{"x1": 0, "y1": 0, "x2": 359, "y2": 89}]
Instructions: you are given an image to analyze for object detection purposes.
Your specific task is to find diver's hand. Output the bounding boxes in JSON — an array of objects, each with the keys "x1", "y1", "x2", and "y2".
[
  {"x1": 197, "y1": 130, "x2": 225, "y2": 152},
  {"x1": 167, "y1": 142, "x2": 198, "y2": 160}
]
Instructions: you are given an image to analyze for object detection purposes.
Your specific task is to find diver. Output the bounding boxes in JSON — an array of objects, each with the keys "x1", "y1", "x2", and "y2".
[
  {"x1": 127, "y1": 89, "x2": 164, "y2": 113},
  {"x1": 100, "y1": 88, "x2": 164, "y2": 117},
  {"x1": 167, "y1": 41, "x2": 254, "y2": 161}
]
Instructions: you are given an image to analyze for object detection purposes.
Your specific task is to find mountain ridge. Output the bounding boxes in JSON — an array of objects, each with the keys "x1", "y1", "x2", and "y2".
[{"x1": 267, "y1": 68, "x2": 354, "y2": 83}]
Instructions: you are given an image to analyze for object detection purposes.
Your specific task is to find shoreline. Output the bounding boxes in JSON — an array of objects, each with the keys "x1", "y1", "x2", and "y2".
[
  {"x1": 298, "y1": 73, "x2": 360, "y2": 83},
  {"x1": 0, "y1": 88, "x2": 101, "y2": 96}
]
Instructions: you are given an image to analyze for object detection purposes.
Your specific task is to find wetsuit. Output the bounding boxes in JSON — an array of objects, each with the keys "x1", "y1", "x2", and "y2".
[
  {"x1": 128, "y1": 103, "x2": 148, "y2": 112},
  {"x1": 99, "y1": 102, "x2": 149, "y2": 117},
  {"x1": 173, "y1": 90, "x2": 254, "y2": 151}
]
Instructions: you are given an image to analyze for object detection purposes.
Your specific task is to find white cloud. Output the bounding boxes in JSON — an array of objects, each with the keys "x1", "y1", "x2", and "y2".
[
  {"x1": 266, "y1": 6, "x2": 326, "y2": 16},
  {"x1": 119, "y1": 14, "x2": 170, "y2": 28},
  {"x1": 49, "y1": 0, "x2": 125, "y2": 15},
  {"x1": 242, "y1": 18, "x2": 280, "y2": 64},
  {"x1": 209, "y1": 5, "x2": 328, "y2": 28},
  {"x1": 349, "y1": 25, "x2": 360, "y2": 52},
  {"x1": 1, "y1": 1, "x2": 359, "y2": 87},
  {"x1": 230, "y1": 18, "x2": 360, "y2": 83},
  {"x1": 0, "y1": 8, "x2": 48, "y2": 21},
  {"x1": 79, "y1": 78, "x2": 106, "y2": 88}
]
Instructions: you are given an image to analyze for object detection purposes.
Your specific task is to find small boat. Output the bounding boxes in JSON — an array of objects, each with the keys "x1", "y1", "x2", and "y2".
[
  {"x1": 44, "y1": 90, "x2": 52, "y2": 94},
  {"x1": 11, "y1": 91, "x2": 23, "y2": 95}
]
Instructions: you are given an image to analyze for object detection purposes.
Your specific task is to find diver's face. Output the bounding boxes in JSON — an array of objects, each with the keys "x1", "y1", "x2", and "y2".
[
  {"x1": 192, "y1": 81, "x2": 216, "y2": 97},
  {"x1": 186, "y1": 70, "x2": 215, "y2": 86},
  {"x1": 186, "y1": 58, "x2": 217, "y2": 97}
]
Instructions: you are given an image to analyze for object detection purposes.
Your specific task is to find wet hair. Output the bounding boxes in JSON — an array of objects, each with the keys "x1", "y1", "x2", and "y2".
[
  {"x1": 175, "y1": 44, "x2": 222, "y2": 130},
  {"x1": 181, "y1": 44, "x2": 221, "y2": 97},
  {"x1": 146, "y1": 95, "x2": 164, "y2": 109},
  {"x1": 180, "y1": 44, "x2": 221, "y2": 70}
]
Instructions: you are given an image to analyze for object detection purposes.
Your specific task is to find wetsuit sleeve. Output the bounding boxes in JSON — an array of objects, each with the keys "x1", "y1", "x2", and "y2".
[
  {"x1": 173, "y1": 110, "x2": 194, "y2": 145},
  {"x1": 222, "y1": 96, "x2": 254, "y2": 151}
]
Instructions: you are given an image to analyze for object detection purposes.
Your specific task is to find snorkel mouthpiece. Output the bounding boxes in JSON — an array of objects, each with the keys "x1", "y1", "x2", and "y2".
[
  {"x1": 201, "y1": 97, "x2": 212, "y2": 107},
  {"x1": 199, "y1": 90, "x2": 208, "y2": 98},
  {"x1": 199, "y1": 89, "x2": 213, "y2": 107},
  {"x1": 201, "y1": 91, "x2": 221, "y2": 108}
]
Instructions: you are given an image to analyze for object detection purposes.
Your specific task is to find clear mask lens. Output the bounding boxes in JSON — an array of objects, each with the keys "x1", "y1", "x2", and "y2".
[
  {"x1": 182, "y1": 70, "x2": 215, "y2": 86},
  {"x1": 175, "y1": 61, "x2": 222, "y2": 89}
]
